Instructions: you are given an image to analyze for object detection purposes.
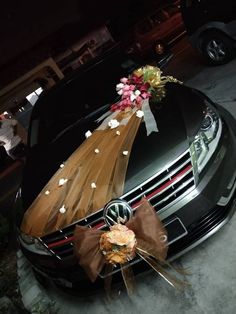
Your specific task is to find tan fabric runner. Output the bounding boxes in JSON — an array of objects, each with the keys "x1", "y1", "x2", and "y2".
[{"x1": 21, "y1": 110, "x2": 142, "y2": 237}]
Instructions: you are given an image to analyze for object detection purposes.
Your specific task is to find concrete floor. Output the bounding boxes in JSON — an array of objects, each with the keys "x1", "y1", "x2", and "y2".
[{"x1": 18, "y1": 40, "x2": 236, "y2": 313}]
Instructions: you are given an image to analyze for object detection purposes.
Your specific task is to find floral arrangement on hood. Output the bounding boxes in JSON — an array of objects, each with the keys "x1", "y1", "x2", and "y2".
[{"x1": 111, "y1": 65, "x2": 180, "y2": 112}]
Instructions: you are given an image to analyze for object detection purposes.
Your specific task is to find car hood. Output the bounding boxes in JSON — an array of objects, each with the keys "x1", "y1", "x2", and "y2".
[
  {"x1": 21, "y1": 83, "x2": 206, "y2": 210},
  {"x1": 124, "y1": 83, "x2": 205, "y2": 193}
]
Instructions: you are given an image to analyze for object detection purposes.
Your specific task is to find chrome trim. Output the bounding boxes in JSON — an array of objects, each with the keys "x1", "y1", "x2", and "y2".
[
  {"x1": 227, "y1": 168, "x2": 236, "y2": 190},
  {"x1": 168, "y1": 30, "x2": 186, "y2": 46},
  {"x1": 126, "y1": 157, "x2": 192, "y2": 205},
  {"x1": 164, "y1": 217, "x2": 188, "y2": 245},
  {"x1": 121, "y1": 149, "x2": 192, "y2": 200},
  {"x1": 158, "y1": 185, "x2": 197, "y2": 220},
  {"x1": 19, "y1": 236, "x2": 53, "y2": 257},
  {"x1": 153, "y1": 177, "x2": 194, "y2": 208},
  {"x1": 217, "y1": 176, "x2": 236, "y2": 206},
  {"x1": 103, "y1": 199, "x2": 133, "y2": 226},
  {"x1": 159, "y1": 144, "x2": 228, "y2": 220}
]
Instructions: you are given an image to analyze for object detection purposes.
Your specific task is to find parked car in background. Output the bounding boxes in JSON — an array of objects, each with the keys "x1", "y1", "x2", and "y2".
[
  {"x1": 180, "y1": 0, "x2": 236, "y2": 65},
  {"x1": 55, "y1": 26, "x2": 115, "y2": 75},
  {"x1": 126, "y1": 1, "x2": 185, "y2": 59},
  {"x1": 15, "y1": 44, "x2": 236, "y2": 294}
]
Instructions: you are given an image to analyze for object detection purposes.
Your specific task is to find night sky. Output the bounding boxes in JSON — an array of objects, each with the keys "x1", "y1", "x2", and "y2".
[{"x1": 0, "y1": 0, "x2": 80, "y2": 67}]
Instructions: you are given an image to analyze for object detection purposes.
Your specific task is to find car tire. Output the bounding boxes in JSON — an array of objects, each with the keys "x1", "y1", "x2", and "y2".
[{"x1": 200, "y1": 30, "x2": 235, "y2": 65}]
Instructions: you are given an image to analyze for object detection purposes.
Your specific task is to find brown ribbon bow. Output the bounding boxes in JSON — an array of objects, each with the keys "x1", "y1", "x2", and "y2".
[{"x1": 73, "y1": 198, "x2": 168, "y2": 283}]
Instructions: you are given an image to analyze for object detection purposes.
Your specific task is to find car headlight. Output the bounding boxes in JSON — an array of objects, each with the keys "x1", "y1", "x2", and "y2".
[
  {"x1": 191, "y1": 106, "x2": 222, "y2": 173},
  {"x1": 16, "y1": 189, "x2": 52, "y2": 256},
  {"x1": 19, "y1": 232, "x2": 52, "y2": 256}
]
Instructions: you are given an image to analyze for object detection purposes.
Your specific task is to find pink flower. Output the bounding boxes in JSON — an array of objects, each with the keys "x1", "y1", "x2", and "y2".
[
  {"x1": 120, "y1": 77, "x2": 128, "y2": 84},
  {"x1": 123, "y1": 90, "x2": 132, "y2": 97},
  {"x1": 123, "y1": 84, "x2": 131, "y2": 91},
  {"x1": 135, "y1": 96, "x2": 143, "y2": 105},
  {"x1": 111, "y1": 103, "x2": 119, "y2": 111},
  {"x1": 131, "y1": 74, "x2": 143, "y2": 85},
  {"x1": 141, "y1": 91, "x2": 151, "y2": 99},
  {"x1": 129, "y1": 85, "x2": 136, "y2": 91},
  {"x1": 110, "y1": 71, "x2": 154, "y2": 112},
  {"x1": 140, "y1": 82, "x2": 150, "y2": 92}
]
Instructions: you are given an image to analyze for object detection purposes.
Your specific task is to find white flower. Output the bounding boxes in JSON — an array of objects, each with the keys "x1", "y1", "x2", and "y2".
[
  {"x1": 58, "y1": 178, "x2": 68, "y2": 186},
  {"x1": 120, "y1": 77, "x2": 128, "y2": 84},
  {"x1": 130, "y1": 93, "x2": 136, "y2": 102},
  {"x1": 136, "y1": 110, "x2": 144, "y2": 118},
  {"x1": 85, "y1": 130, "x2": 92, "y2": 138},
  {"x1": 130, "y1": 89, "x2": 141, "y2": 102},
  {"x1": 59, "y1": 205, "x2": 66, "y2": 214},
  {"x1": 116, "y1": 130, "x2": 121, "y2": 136},
  {"x1": 117, "y1": 89, "x2": 123, "y2": 95},
  {"x1": 160, "y1": 234, "x2": 168, "y2": 243},
  {"x1": 45, "y1": 190, "x2": 50, "y2": 195},
  {"x1": 134, "y1": 90, "x2": 141, "y2": 96},
  {"x1": 94, "y1": 148, "x2": 100, "y2": 154},
  {"x1": 122, "y1": 151, "x2": 129, "y2": 156},
  {"x1": 108, "y1": 119, "x2": 120, "y2": 129},
  {"x1": 91, "y1": 182, "x2": 97, "y2": 189},
  {"x1": 60, "y1": 163, "x2": 65, "y2": 168},
  {"x1": 116, "y1": 83, "x2": 124, "y2": 91}
]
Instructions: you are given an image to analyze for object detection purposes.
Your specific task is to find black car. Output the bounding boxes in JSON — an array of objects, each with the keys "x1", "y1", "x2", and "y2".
[
  {"x1": 180, "y1": 0, "x2": 236, "y2": 65},
  {"x1": 16, "y1": 47, "x2": 236, "y2": 293}
]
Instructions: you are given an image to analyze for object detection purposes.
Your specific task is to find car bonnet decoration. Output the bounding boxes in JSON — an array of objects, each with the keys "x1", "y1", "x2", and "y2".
[
  {"x1": 74, "y1": 198, "x2": 188, "y2": 295},
  {"x1": 21, "y1": 66, "x2": 186, "y2": 293}
]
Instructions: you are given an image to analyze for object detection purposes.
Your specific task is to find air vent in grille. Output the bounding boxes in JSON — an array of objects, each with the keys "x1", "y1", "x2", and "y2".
[
  {"x1": 122, "y1": 150, "x2": 194, "y2": 212},
  {"x1": 41, "y1": 150, "x2": 195, "y2": 259}
]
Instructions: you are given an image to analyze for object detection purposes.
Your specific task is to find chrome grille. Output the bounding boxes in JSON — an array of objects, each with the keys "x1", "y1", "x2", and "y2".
[
  {"x1": 123, "y1": 150, "x2": 195, "y2": 212},
  {"x1": 41, "y1": 150, "x2": 195, "y2": 259}
]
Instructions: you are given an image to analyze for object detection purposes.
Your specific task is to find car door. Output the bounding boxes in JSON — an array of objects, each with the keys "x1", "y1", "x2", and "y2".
[
  {"x1": 164, "y1": 4, "x2": 183, "y2": 33},
  {"x1": 148, "y1": 10, "x2": 168, "y2": 40}
]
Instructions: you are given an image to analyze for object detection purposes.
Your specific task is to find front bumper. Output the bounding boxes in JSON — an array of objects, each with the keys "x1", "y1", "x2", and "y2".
[
  {"x1": 20, "y1": 105, "x2": 236, "y2": 292},
  {"x1": 166, "y1": 104, "x2": 236, "y2": 258}
]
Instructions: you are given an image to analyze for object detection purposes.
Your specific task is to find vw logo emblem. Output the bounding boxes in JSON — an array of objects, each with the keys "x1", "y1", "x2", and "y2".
[{"x1": 103, "y1": 199, "x2": 133, "y2": 226}]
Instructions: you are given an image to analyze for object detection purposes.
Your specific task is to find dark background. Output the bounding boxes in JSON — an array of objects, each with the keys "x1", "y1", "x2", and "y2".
[{"x1": 0, "y1": 0, "x2": 166, "y2": 86}]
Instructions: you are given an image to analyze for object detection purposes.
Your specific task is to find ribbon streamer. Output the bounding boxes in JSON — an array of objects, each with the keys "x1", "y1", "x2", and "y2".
[
  {"x1": 21, "y1": 111, "x2": 141, "y2": 237},
  {"x1": 96, "y1": 100, "x2": 159, "y2": 136},
  {"x1": 142, "y1": 99, "x2": 159, "y2": 135}
]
